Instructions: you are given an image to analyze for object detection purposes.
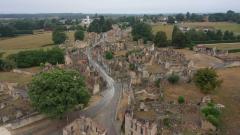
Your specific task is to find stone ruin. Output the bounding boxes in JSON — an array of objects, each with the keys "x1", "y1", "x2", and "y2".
[
  {"x1": 0, "y1": 82, "x2": 34, "y2": 125},
  {"x1": 125, "y1": 110, "x2": 158, "y2": 135},
  {"x1": 63, "y1": 116, "x2": 107, "y2": 135}
]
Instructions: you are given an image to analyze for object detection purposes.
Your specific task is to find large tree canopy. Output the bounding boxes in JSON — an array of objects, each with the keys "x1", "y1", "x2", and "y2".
[
  {"x1": 193, "y1": 68, "x2": 222, "y2": 93},
  {"x1": 28, "y1": 69, "x2": 90, "y2": 118},
  {"x1": 132, "y1": 22, "x2": 153, "y2": 43}
]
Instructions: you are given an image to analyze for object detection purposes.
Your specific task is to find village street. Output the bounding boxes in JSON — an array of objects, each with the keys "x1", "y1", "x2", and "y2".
[{"x1": 9, "y1": 37, "x2": 121, "y2": 135}]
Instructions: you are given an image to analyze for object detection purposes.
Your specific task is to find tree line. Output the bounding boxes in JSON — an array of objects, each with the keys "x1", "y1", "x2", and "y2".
[
  {"x1": 88, "y1": 16, "x2": 113, "y2": 33},
  {"x1": 131, "y1": 22, "x2": 240, "y2": 48},
  {"x1": 209, "y1": 10, "x2": 240, "y2": 23},
  {"x1": 0, "y1": 20, "x2": 45, "y2": 37}
]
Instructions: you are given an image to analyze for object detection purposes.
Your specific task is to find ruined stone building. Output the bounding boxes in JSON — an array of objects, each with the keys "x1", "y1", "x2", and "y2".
[
  {"x1": 125, "y1": 112, "x2": 157, "y2": 135},
  {"x1": 63, "y1": 117, "x2": 107, "y2": 135}
]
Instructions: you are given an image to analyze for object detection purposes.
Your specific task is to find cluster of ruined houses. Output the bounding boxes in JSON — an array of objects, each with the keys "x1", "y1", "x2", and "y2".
[
  {"x1": 193, "y1": 44, "x2": 228, "y2": 57},
  {"x1": 83, "y1": 28, "x2": 221, "y2": 134}
]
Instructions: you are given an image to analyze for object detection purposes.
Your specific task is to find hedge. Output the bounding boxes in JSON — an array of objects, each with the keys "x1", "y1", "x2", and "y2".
[
  {"x1": 8, "y1": 47, "x2": 64, "y2": 68},
  {"x1": 228, "y1": 49, "x2": 240, "y2": 53}
]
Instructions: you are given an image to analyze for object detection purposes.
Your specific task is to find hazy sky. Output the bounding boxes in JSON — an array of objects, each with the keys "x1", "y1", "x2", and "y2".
[{"x1": 0, "y1": 0, "x2": 240, "y2": 14}]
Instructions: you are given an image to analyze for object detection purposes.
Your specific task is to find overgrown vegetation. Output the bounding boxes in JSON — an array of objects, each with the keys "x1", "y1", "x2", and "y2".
[
  {"x1": 28, "y1": 69, "x2": 90, "y2": 118},
  {"x1": 8, "y1": 47, "x2": 64, "y2": 68},
  {"x1": 105, "y1": 51, "x2": 114, "y2": 60},
  {"x1": 193, "y1": 68, "x2": 222, "y2": 93},
  {"x1": 178, "y1": 96, "x2": 185, "y2": 104},
  {"x1": 167, "y1": 73, "x2": 180, "y2": 84},
  {"x1": 201, "y1": 103, "x2": 221, "y2": 127}
]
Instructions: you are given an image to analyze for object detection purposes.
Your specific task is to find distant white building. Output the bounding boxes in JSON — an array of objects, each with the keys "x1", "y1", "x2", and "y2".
[{"x1": 81, "y1": 16, "x2": 92, "y2": 27}]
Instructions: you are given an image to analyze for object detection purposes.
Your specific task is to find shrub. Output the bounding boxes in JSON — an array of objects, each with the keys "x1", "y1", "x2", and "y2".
[
  {"x1": 74, "y1": 30, "x2": 85, "y2": 41},
  {"x1": 178, "y1": 96, "x2": 185, "y2": 104},
  {"x1": 201, "y1": 103, "x2": 221, "y2": 127},
  {"x1": 129, "y1": 63, "x2": 136, "y2": 71},
  {"x1": 193, "y1": 68, "x2": 222, "y2": 93},
  {"x1": 207, "y1": 115, "x2": 220, "y2": 127},
  {"x1": 105, "y1": 51, "x2": 113, "y2": 60},
  {"x1": 0, "y1": 59, "x2": 15, "y2": 71},
  {"x1": 168, "y1": 73, "x2": 180, "y2": 84},
  {"x1": 8, "y1": 48, "x2": 64, "y2": 68},
  {"x1": 155, "y1": 78, "x2": 161, "y2": 88}
]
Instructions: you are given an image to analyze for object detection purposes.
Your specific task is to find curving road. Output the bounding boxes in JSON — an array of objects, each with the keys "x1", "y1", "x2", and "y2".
[
  {"x1": 69, "y1": 38, "x2": 121, "y2": 135},
  {"x1": 9, "y1": 38, "x2": 121, "y2": 135}
]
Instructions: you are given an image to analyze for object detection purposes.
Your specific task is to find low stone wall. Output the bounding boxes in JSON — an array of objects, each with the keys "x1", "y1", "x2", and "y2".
[
  {"x1": 12, "y1": 69, "x2": 33, "y2": 75},
  {"x1": 224, "y1": 61, "x2": 240, "y2": 68},
  {"x1": 7, "y1": 113, "x2": 46, "y2": 130}
]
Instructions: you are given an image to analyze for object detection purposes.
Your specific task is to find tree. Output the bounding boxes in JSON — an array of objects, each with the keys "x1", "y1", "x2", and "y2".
[
  {"x1": 172, "y1": 26, "x2": 188, "y2": 48},
  {"x1": 193, "y1": 68, "x2": 222, "y2": 93},
  {"x1": 216, "y1": 30, "x2": 223, "y2": 40},
  {"x1": 186, "y1": 12, "x2": 191, "y2": 20},
  {"x1": 0, "y1": 25, "x2": 16, "y2": 37},
  {"x1": 154, "y1": 31, "x2": 167, "y2": 47},
  {"x1": 74, "y1": 30, "x2": 85, "y2": 41},
  {"x1": 132, "y1": 22, "x2": 153, "y2": 43},
  {"x1": 88, "y1": 16, "x2": 112, "y2": 33},
  {"x1": 52, "y1": 30, "x2": 67, "y2": 44},
  {"x1": 28, "y1": 69, "x2": 90, "y2": 118},
  {"x1": 178, "y1": 96, "x2": 185, "y2": 104},
  {"x1": 167, "y1": 16, "x2": 175, "y2": 24},
  {"x1": 168, "y1": 73, "x2": 180, "y2": 84},
  {"x1": 176, "y1": 14, "x2": 185, "y2": 22}
]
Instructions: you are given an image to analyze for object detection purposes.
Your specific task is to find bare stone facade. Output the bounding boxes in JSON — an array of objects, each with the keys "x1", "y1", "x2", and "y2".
[
  {"x1": 125, "y1": 112, "x2": 157, "y2": 135},
  {"x1": 63, "y1": 116, "x2": 107, "y2": 135}
]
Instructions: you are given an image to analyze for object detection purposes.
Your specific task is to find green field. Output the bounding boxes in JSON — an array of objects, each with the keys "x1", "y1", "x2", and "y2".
[
  {"x1": 152, "y1": 22, "x2": 240, "y2": 40},
  {"x1": 0, "y1": 31, "x2": 74, "y2": 57}
]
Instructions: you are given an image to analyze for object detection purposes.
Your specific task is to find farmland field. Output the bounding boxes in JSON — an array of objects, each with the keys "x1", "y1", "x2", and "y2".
[
  {"x1": 152, "y1": 24, "x2": 174, "y2": 39},
  {"x1": 152, "y1": 22, "x2": 240, "y2": 40},
  {"x1": 180, "y1": 22, "x2": 240, "y2": 35},
  {"x1": 0, "y1": 31, "x2": 74, "y2": 57},
  {"x1": 203, "y1": 42, "x2": 240, "y2": 50}
]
